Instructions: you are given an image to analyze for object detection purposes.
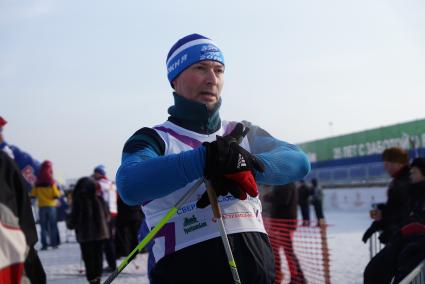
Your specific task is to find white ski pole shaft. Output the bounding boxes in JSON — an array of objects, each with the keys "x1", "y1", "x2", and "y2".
[{"x1": 205, "y1": 180, "x2": 241, "y2": 284}]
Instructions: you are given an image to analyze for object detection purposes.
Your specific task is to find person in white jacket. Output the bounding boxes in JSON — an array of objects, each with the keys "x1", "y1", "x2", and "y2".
[{"x1": 93, "y1": 165, "x2": 117, "y2": 272}]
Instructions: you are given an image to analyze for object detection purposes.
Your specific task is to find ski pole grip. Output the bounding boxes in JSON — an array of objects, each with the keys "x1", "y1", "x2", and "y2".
[{"x1": 206, "y1": 181, "x2": 222, "y2": 219}]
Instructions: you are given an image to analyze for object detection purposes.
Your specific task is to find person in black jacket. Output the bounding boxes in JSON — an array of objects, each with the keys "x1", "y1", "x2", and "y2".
[
  {"x1": 263, "y1": 183, "x2": 305, "y2": 284},
  {"x1": 115, "y1": 195, "x2": 144, "y2": 259},
  {"x1": 297, "y1": 180, "x2": 311, "y2": 226},
  {"x1": 0, "y1": 150, "x2": 46, "y2": 283},
  {"x1": 364, "y1": 157, "x2": 425, "y2": 284},
  {"x1": 362, "y1": 147, "x2": 411, "y2": 244},
  {"x1": 69, "y1": 177, "x2": 110, "y2": 284}
]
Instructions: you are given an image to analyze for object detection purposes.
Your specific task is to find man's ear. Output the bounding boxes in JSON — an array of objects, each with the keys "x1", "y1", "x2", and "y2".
[{"x1": 171, "y1": 78, "x2": 177, "y2": 90}]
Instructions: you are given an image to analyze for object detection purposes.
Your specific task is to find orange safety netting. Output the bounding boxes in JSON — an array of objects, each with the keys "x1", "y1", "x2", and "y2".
[{"x1": 263, "y1": 218, "x2": 331, "y2": 284}]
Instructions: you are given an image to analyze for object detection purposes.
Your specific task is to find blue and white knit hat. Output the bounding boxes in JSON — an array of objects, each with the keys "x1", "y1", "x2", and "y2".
[
  {"x1": 166, "y1": 33, "x2": 225, "y2": 85},
  {"x1": 94, "y1": 165, "x2": 106, "y2": 176}
]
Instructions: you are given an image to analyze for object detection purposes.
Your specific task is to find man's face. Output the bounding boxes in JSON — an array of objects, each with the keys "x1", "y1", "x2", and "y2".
[
  {"x1": 410, "y1": 167, "x2": 425, "y2": 183},
  {"x1": 172, "y1": 60, "x2": 224, "y2": 111},
  {"x1": 383, "y1": 161, "x2": 404, "y2": 177}
]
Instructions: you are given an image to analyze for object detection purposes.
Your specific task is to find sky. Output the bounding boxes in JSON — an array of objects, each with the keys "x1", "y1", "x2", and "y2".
[{"x1": 1, "y1": 0, "x2": 425, "y2": 181}]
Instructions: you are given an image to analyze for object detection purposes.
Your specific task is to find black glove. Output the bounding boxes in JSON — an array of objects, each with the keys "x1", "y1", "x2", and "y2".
[
  {"x1": 196, "y1": 177, "x2": 241, "y2": 208},
  {"x1": 197, "y1": 123, "x2": 265, "y2": 208},
  {"x1": 362, "y1": 221, "x2": 381, "y2": 243}
]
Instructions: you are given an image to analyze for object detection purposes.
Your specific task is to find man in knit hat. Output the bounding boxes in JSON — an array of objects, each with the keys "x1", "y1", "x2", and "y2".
[{"x1": 116, "y1": 34, "x2": 310, "y2": 283}]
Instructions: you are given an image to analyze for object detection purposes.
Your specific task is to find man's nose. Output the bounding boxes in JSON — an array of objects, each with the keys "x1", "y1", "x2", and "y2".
[{"x1": 205, "y1": 68, "x2": 219, "y2": 85}]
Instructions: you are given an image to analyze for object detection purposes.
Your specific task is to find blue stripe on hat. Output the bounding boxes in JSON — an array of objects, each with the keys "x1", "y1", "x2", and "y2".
[{"x1": 166, "y1": 34, "x2": 225, "y2": 84}]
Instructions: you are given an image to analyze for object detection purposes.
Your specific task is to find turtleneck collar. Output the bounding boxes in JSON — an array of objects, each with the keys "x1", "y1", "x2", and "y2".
[{"x1": 167, "y1": 92, "x2": 221, "y2": 134}]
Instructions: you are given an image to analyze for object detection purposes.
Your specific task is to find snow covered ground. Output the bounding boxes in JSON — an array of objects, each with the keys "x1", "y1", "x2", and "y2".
[
  {"x1": 36, "y1": 222, "x2": 150, "y2": 284},
  {"x1": 36, "y1": 188, "x2": 384, "y2": 284}
]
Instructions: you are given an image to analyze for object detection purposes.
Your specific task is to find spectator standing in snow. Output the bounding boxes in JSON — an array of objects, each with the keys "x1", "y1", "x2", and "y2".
[
  {"x1": 364, "y1": 157, "x2": 425, "y2": 284},
  {"x1": 297, "y1": 180, "x2": 311, "y2": 226},
  {"x1": 92, "y1": 165, "x2": 118, "y2": 272},
  {"x1": 310, "y1": 178, "x2": 325, "y2": 225},
  {"x1": 116, "y1": 33, "x2": 310, "y2": 283},
  {"x1": 115, "y1": 195, "x2": 144, "y2": 259},
  {"x1": 362, "y1": 147, "x2": 410, "y2": 244},
  {"x1": 263, "y1": 183, "x2": 306, "y2": 284},
  {"x1": 69, "y1": 177, "x2": 110, "y2": 284},
  {"x1": 31, "y1": 160, "x2": 61, "y2": 250}
]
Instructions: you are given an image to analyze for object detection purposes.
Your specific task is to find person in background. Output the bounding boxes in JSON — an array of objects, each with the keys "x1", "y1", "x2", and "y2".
[
  {"x1": 92, "y1": 165, "x2": 117, "y2": 272},
  {"x1": 116, "y1": 33, "x2": 310, "y2": 283},
  {"x1": 0, "y1": 116, "x2": 40, "y2": 191},
  {"x1": 362, "y1": 147, "x2": 411, "y2": 244},
  {"x1": 310, "y1": 178, "x2": 325, "y2": 226},
  {"x1": 263, "y1": 183, "x2": 306, "y2": 284},
  {"x1": 364, "y1": 157, "x2": 425, "y2": 284},
  {"x1": 69, "y1": 177, "x2": 110, "y2": 284},
  {"x1": 115, "y1": 195, "x2": 144, "y2": 259},
  {"x1": 0, "y1": 151, "x2": 46, "y2": 283},
  {"x1": 31, "y1": 160, "x2": 61, "y2": 250},
  {"x1": 297, "y1": 180, "x2": 311, "y2": 226}
]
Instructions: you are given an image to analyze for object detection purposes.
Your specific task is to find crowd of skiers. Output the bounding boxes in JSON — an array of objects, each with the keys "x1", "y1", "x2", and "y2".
[{"x1": 363, "y1": 147, "x2": 425, "y2": 283}]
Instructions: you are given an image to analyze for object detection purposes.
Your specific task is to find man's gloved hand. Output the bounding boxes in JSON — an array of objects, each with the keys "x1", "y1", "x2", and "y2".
[
  {"x1": 362, "y1": 221, "x2": 381, "y2": 243},
  {"x1": 196, "y1": 177, "x2": 240, "y2": 208},
  {"x1": 196, "y1": 123, "x2": 265, "y2": 208},
  {"x1": 401, "y1": 223, "x2": 425, "y2": 236}
]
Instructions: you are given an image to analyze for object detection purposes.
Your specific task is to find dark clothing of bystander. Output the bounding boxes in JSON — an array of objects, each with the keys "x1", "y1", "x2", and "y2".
[
  {"x1": 0, "y1": 151, "x2": 46, "y2": 283},
  {"x1": 364, "y1": 180, "x2": 425, "y2": 283},
  {"x1": 80, "y1": 240, "x2": 105, "y2": 284},
  {"x1": 311, "y1": 180, "x2": 325, "y2": 222},
  {"x1": 364, "y1": 166, "x2": 411, "y2": 244},
  {"x1": 69, "y1": 177, "x2": 110, "y2": 283},
  {"x1": 297, "y1": 182, "x2": 311, "y2": 225},
  {"x1": 115, "y1": 196, "x2": 144, "y2": 258},
  {"x1": 263, "y1": 183, "x2": 305, "y2": 284}
]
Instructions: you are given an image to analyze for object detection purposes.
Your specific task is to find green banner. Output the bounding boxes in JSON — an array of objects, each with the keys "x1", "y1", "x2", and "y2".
[{"x1": 298, "y1": 119, "x2": 425, "y2": 162}]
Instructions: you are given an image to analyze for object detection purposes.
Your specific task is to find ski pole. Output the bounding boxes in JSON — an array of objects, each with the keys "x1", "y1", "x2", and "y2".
[
  {"x1": 103, "y1": 178, "x2": 204, "y2": 284},
  {"x1": 205, "y1": 180, "x2": 242, "y2": 284}
]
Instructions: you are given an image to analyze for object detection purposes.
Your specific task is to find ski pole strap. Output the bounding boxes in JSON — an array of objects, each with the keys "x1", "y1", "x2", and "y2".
[
  {"x1": 206, "y1": 180, "x2": 242, "y2": 284},
  {"x1": 103, "y1": 178, "x2": 203, "y2": 284}
]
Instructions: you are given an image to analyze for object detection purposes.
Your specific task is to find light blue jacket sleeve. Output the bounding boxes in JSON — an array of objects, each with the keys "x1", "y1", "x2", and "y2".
[
  {"x1": 116, "y1": 146, "x2": 205, "y2": 205},
  {"x1": 244, "y1": 121, "x2": 311, "y2": 185}
]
